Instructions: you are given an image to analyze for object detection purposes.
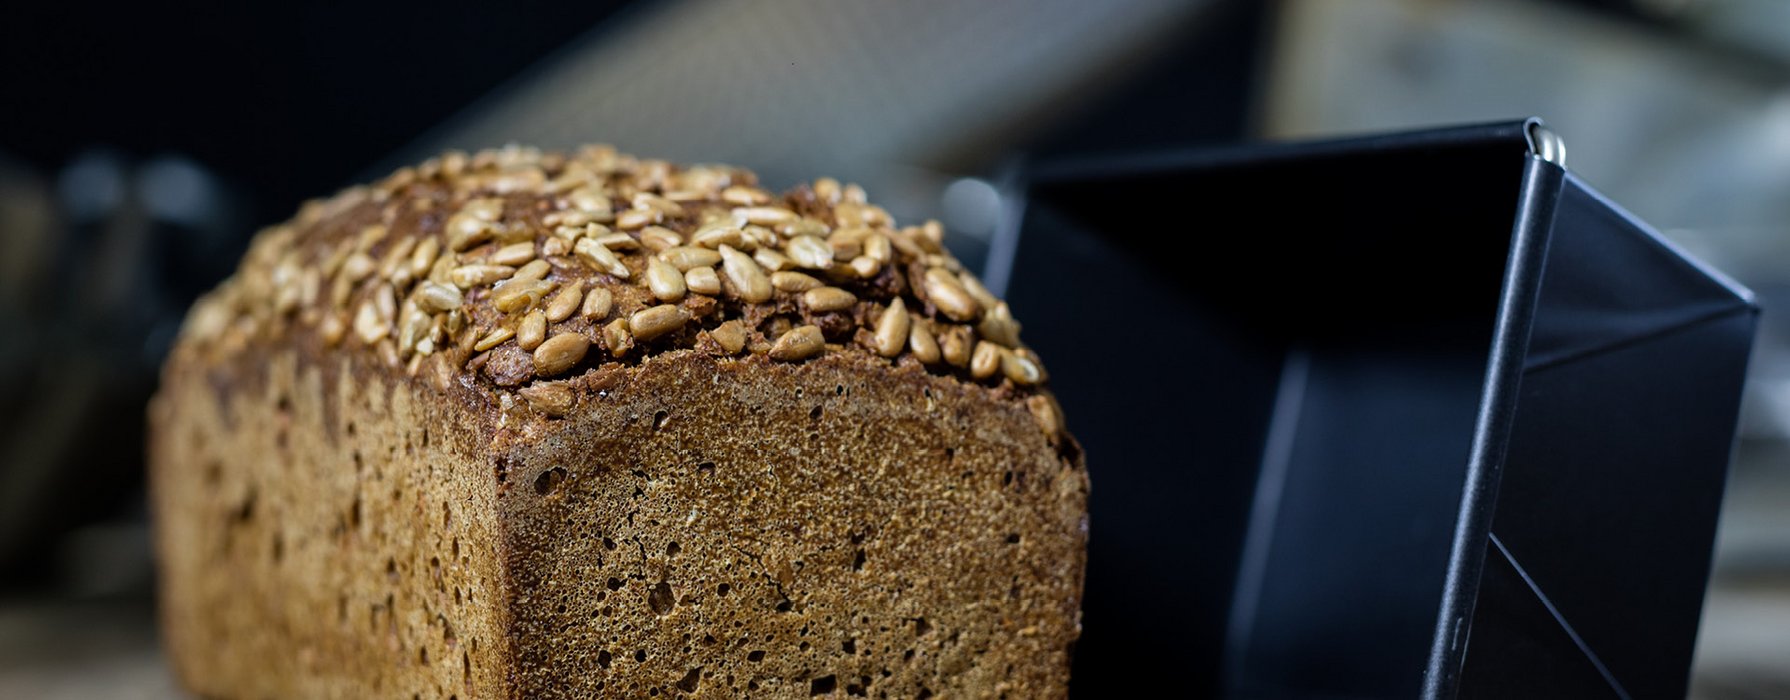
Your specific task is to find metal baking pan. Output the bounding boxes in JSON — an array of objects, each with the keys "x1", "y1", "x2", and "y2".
[{"x1": 1010, "y1": 119, "x2": 1757, "y2": 698}]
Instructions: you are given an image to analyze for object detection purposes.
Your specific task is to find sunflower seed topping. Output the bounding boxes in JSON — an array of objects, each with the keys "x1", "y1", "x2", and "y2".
[
  {"x1": 190, "y1": 145, "x2": 1057, "y2": 402},
  {"x1": 659, "y1": 246, "x2": 722, "y2": 271},
  {"x1": 769, "y1": 325, "x2": 824, "y2": 361},
  {"x1": 873, "y1": 298, "x2": 909, "y2": 358},
  {"x1": 517, "y1": 310, "x2": 548, "y2": 351},
  {"x1": 803, "y1": 287, "x2": 857, "y2": 312},
  {"x1": 770, "y1": 271, "x2": 824, "y2": 292},
  {"x1": 646, "y1": 257, "x2": 687, "y2": 302},
  {"x1": 685, "y1": 266, "x2": 723, "y2": 296},
  {"x1": 545, "y1": 284, "x2": 583, "y2": 322},
  {"x1": 574, "y1": 236, "x2": 630, "y2": 278},
  {"x1": 629, "y1": 304, "x2": 690, "y2": 341},
  {"x1": 533, "y1": 333, "x2": 590, "y2": 377},
  {"x1": 718, "y1": 245, "x2": 772, "y2": 303}
]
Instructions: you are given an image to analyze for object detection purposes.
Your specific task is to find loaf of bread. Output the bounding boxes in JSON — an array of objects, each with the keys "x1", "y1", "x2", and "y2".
[{"x1": 149, "y1": 146, "x2": 1086, "y2": 698}]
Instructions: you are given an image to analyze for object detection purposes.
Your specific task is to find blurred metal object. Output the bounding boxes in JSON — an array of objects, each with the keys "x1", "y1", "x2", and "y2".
[
  {"x1": 382, "y1": 0, "x2": 1216, "y2": 231},
  {"x1": 0, "y1": 148, "x2": 245, "y2": 583},
  {"x1": 1266, "y1": 0, "x2": 1790, "y2": 235},
  {"x1": 0, "y1": 155, "x2": 56, "y2": 310}
]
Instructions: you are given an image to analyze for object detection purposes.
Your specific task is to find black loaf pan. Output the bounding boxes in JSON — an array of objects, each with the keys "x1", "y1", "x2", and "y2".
[{"x1": 1007, "y1": 119, "x2": 1757, "y2": 699}]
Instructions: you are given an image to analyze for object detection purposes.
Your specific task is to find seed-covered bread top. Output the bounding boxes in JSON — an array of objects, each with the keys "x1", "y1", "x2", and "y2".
[{"x1": 175, "y1": 145, "x2": 1063, "y2": 441}]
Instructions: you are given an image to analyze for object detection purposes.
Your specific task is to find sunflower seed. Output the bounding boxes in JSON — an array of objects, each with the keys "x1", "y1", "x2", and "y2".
[
  {"x1": 444, "y1": 213, "x2": 492, "y2": 252},
  {"x1": 298, "y1": 268, "x2": 321, "y2": 307},
  {"x1": 378, "y1": 237, "x2": 417, "y2": 281},
  {"x1": 941, "y1": 325, "x2": 974, "y2": 367},
  {"x1": 545, "y1": 284, "x2": 583, "y2": 322},
  {"x1": 924, "y1": 268, "x2": 982, "y2": 321},
  {"x1": 274, "y1": 279, "x2": 302, "y2": 315},
  {"x1": 721, "y1": 185, "x2": 771, "y2": 206},
  {"x1": 581, "y1": 287, "x2": 613, "y2": 320},
  {"x1": 770, "y1": 271, "x2": 823, "y2": 292},
  {"x1": 519, "y1": 382, "x2": 575, "y2": 416},
  {"x1": 828, "y1": 226, "x2": 867, "y2": 259},
  {"x1": 848, "y1": 256, "x2": 881, "y2": 278},
  {"x1": 754, "y1": 248, "x2": 794, "y2": 272},
  {"x1": 319, "y1": 311, "x2": 347, "y2": 345},
  {"x1": 908, "y1": 319, "x2": 941, "y2": 364},
  {"x1": 541, "y1": 236, "x2": 571, "y2": 257},
  {"x1": 1003, "y1": 348, "x2": 1045, "y2": 385},
  {"x1": 734, "y1": 206, "x2": 797, "y2": 227},
  {"x1": 415, "y1": 281, "x2": 463, "y2": 313},
  {"x1": 1026, "y1": 394, "x2": 1063, "y2": 441},
  {"x1": 511, "y1": 259, "x2": 552, "y2": 285},
  {"x1": 566, "y1": 185, "x2": 613, "y2": 219},
  {"x1": 492, "y1": 278, "x2": 555, "y2": 314},
  {"x1": 834, "y1": 202, "x2": 887, "y2": 227},
  {"x1": 803, "y1": 286, "x2": 856, "y2": 312},
  {"x1": 711, "y1": 320, "x2": 746, "y2": 354},
  {"x1": 888, "y1": 228, "x2": 925, "y2": 258},
  {"x1": 685, "y1": 266, "x2": 722, "y2": 296},
  {"x1": 603, "y1": 318, "x2": 633, "y2": 357},
  {"x1": 377, "y1": 338, "x2": 401, "y2": 367},
  {"x1": 957, "y1": 271, "x2": 999, "y2": 310},
  {"x1": 786, "y1": 235, "x2": 834, "y2": 270},
  {"x1": 594, "y1": 232, "x2": 639, "y2": 251},
  {"x1": 639, "y1": 226, "x2": 682, "y2": 252},
  {"x1": 863, "y1": 233, "x2": 892, "y2": 264},
  {"x1": 517, "y1": 310, "x2": 547, "y2": 350},
  {"x1": 446, "y1": 199, "x2": 503, "y2": 251},
  {"x1": 409, "y1": 236, "x2": 441, "y2": 278},
  {"x1": 813, "y1": 177, "x2": 842, "y2": 204},
  {"x1": 341, "y1": 253, "x2": 376, "y2": 283},
  {"x1": 450, "y1": 264, "x2": 516, "y2": 289},
  {"x1": 659, "y1": 246, "x2": 722, "y2": 271},
  {"x1": 630, "y1": 304, "x2": 690, "y2": 341},
  {"x1": 353, "y1": 300, "x2": 389, "y2": 345},
  {"x1": 719, "y1": 245, "x2": 772, "y2": 303},
  {"x1": 474, "y1": 326, "x2": 515, "y2": 351},
  {"x1": 615, "y1": 208, "x2": 659, "y2": 230},
  {"x1": 781, "y1": 218, "x2": 830, "y2": 239},
  {"x1": 971, "y1": 340, "x2": 1004, "y2": 380},
  {"x1": 692, "y1": 226, "x2": 744, "y2": 250},
  {"x1": 374, "y1": 284, "x2": 397, "y2": 322},
  {"x1": 873, "y1": 298, "x2": 909, "y2": 358},
  {"x1": 574, "y1": 237, "x2": 630, "y2": 278},
  {"x1": 632, "y1": 192, "x2": 685, "y2": 217},
  {"x1": 485, "y1": 166, "x2": 545, "y2": 194},
  {"x1": 769, "y1": 325, "x2": 824, "y2": 361},
  {"x1": 399, "y1": 308, "x2": 431, "y2": 352},
  {"x1": 533, "y1": 332, "x2": 590, "y2": 376},
  {"x1": 552, "y1": 222, "x2": 589, "y2": 241},
  {"x1": 977, "y1": 301, "x2": 1020, "y2": 347},
  {"x1": 646, "y1": 257, "x2": 687, "y2": 302}
]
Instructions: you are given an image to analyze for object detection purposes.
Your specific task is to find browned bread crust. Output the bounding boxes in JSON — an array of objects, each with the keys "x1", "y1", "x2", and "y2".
[{"x1": 150, "y1": 146, "x2": 1086, "y2": 698}]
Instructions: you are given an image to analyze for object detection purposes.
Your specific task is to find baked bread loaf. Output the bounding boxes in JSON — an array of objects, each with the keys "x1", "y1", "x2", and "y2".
[{"x1": 149, "y1": 145, "x2": 1086, "y2": 699}]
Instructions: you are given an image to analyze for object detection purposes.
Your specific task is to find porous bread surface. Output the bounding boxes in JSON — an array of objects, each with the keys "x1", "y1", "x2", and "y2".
[
  {"x1": 501, "y1": 352, "x2": 1083, "y2": 698},
  {"x1": 152, "y1": 352, "x2": 513, "y2": 699},
  {"x1": 151, "y1": 145, "x2": 1086, "y2": 698}
]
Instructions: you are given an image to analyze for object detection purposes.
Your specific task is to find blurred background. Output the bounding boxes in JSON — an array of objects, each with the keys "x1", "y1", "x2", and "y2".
[{"x1": 1, "y1": 0, "x2": 1785, "y2": 697}]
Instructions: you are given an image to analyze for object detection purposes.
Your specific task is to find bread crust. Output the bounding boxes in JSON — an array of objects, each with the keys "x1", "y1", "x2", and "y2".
[{"x1": 150, "y1": 146, "x2": 1086, "y2": 698}]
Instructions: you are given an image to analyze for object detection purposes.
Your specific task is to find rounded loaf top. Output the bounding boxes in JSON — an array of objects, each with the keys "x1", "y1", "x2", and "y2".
[{"x1": 175, "y1": 144, "x2": 1055, "y2": 424}]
